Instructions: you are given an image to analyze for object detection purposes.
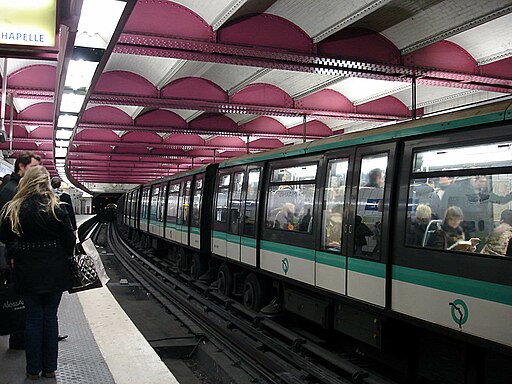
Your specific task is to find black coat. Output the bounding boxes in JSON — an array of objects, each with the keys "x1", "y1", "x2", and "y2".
[
  {"x1": 58, "y1": 192, "x2": 77, "y2": 230},
  {"x1": 0, "y1": 195, "x2": 75, "y2": 295},
  {"x1": 0, "y1": 172, "x2": 20, "y2": 211}
]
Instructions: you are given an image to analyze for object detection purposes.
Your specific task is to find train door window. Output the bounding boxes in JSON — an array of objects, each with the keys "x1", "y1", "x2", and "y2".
[
  {"x1": 228, "y1": 171, "x2": 245, "y2": 234},
  {"x1": 243, "y1": 169, "x2": 261, "y2": 237},
  {"x1": 322, "y1": 159, "x2": 349, "y2": 251},
  {"x1": 215, "y1": 174, "x2": 231, "y2": 223},
  {"x1": 191, "y1": 176, "x2": 203, "y2": 227},
  {"x1": 354, "y1": 153, "x2": 388, "y2": 258},
  {"x1": 266, "y1": 163, "x2": 317, "y2": 232},
  {"x1": 167, "y1": 183, "x2": 180, "y2": 224},
  {"x1": 141, "y1": 188, "x2": 150, "y2": 221},
  {"x1": 157, "y1": 184, "x2": 167, "y2": 223},
  {"x1": 150, "y1": 186, "x2": 159, "y2": 223},
  {"x1": 406, "y1": 141, "x2": 512, "y2": 255},
  {"x1": 182, "y1": 180, "x2": 191, "y2": 225}
]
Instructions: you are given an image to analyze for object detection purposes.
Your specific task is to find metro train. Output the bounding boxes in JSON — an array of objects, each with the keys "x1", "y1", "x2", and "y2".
[{"x1": 121, "y1": 100, "x2": 512, "y2": 383}]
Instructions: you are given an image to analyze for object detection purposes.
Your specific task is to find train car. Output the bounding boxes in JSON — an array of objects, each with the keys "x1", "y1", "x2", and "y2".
[{"x1": 124, "y1": 100, "x2": 512, "y2": 383}]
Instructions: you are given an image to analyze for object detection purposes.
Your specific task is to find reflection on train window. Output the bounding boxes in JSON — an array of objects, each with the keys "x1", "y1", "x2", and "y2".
[
  {"x1": 181, "y1": 180, "x2": 191, "y2": 224},
  {"x1": 354, "y1": 153, "x2": 388, "y2": 258},
  {"x1": 215, "y1": 174, "x2": 231, "y2": 223},
  {"x1": 266, "y1": 163, "x2": 317, "y2": 233},
  {"x1": 167, "y1": 183, "x2": 180, "y2": 223},
  {"x1": 229, "y1": 172, "x2": 245, "y2": 234},
  {"x1": 406, "y1": 174, "x2": 512, "y2": 255},
  {"x1": 413, "y1": 142, "x2": 512, "y2": 172},
  {"x1": 191, "y1": 177, "x2": 203, "y2": 227},
  {"x1": 157, "y1": 185, "x2": 166, "y2": 223},
  {"x1": 243, "y1": 169, "x2": 260, "y2": 237},
  {"x1": 141, "y1": 188, "x2": 150, "y2": 221},
  {"x1": 150, "y1": 187, "x2": 159, "y2": 223},
  {"x1": 322, "y1": 159, "x2": 348, "y2": 251}
]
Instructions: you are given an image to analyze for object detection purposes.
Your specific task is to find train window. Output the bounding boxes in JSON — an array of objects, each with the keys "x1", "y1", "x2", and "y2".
[
  {"x1": 167, "y1": 183, "x2": 180, "y2": 223},
  {"x1": 157, "y1": 184, "x2": 166, "y2": 223},
  {"x1": 150, "y1": 186, "x2": 160, "y2": 224},
  {"x1": 181, "y1": 180, "x2": 191, "y2": 225},
  {"x1": 354, "y1": 153, "x2": 388, "y2": 258},
  {"x1": 266, "y1": 163, "x2": 317, "y2": 232},
  {"x1": 413, "y1": 142, "x2": 512, "y2": 172},
  {"x1": 406, "y1": 174, "x2": 512, "y2": 255},
  {"x1": 215, "y1": 174, "x2": 231, "y2": 223},
  {"x1": 322, "y1": 159, "x2": 349, "y2": 251},
  {"x1": 191, "y1": 177, "x2": 203, "y2": 227},
  {"x1": 228, "y1": 172, "x2": 245, "y2": 234},
  {"x1": 243, "y1": 169, "x2": 261, "y2": 237},
  {"x1": 141, "y1": 188, "x2": 150, "y2": 221}
]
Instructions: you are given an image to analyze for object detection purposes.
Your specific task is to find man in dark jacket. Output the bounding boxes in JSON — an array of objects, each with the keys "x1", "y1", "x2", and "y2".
[
  {"x1": 50, "y1": 177, "x2": 77, "y2": 231},
  {"x1": 0, "y1": 152, "x2": 40, "y2": 350}
]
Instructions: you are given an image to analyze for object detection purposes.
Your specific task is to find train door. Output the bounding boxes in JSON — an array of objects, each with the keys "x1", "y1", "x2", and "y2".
[
  {"x1": 226, "y1": 169, "x2": 245, "y2": 261},
  {"x1": 190, "y1": 175, "x2": 204, "y2": 250},
  {"x1": 140, "y1": 187, "x2": 150, "y2": 233},
  {"x1": 212, "y1": 172, "x2": 231, "y2": 257},
  {"x1": 177, "y1": 179, "x2": 192, "y2": 245},
  {"x1": 240, "y1": 167, "x2": 262, "y2": 266},
  {"x1": 165, "y1": 182, "x2": 180, "y2": 242},
  {"x1": 156, "y1": 183, "x2": 167, "y2": 237},
  {"x1": 346, "y1": 143, "x2": 396, "y2": 307},
  {"x1": 315, "y1": 150, "x2": 354, "y2": 295},
  {"x1": 149, "y1": 185, "x2": 160, "y2": 235}
]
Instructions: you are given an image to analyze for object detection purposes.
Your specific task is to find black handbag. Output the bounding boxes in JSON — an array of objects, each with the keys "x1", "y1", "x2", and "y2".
[
  {"x1": 0, "y1": 284, "x2": 25, "y2": 335},
  {"x1": 68, "y1": 244, "x2": 102, "y2": 293}
]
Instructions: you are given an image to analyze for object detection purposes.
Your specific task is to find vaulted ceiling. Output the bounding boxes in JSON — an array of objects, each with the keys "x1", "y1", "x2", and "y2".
[{"x1": 1, "y1": 0, "x2": 511, "y2": 191}]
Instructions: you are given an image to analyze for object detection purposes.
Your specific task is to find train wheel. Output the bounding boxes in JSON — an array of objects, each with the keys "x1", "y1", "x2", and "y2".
[
  {"x1": 243, "y1": 273, "x2": 264, "y2": 312},
  {"x1": 217, "y1": 263, "x2": 232, "y2": 297},
  {"x1": 176, "y1": 248, "x2": 187, "y2": 272},
  {"x1": 189, "y1": 253, "x2": 205, "y2": 279}
]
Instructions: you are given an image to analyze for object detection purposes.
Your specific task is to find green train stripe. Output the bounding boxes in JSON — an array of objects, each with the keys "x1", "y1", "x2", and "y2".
[
  {"x1": 315, "y1": 251, "x2": 346, "y2": 269},
  {"x1": 190, "y1": 227, "x2": 200, "y2": 235},
  {"x1": 212, "y1": 230, "x2": 226, "y2": 240},
  {"x1": 348, "y1": 258, "x2": 386, "y2": 278},
  {"x1": 241, "y1": 237, "x2": 256, "y2": 248},
  {"x1": 226, "y1": 233, "x2": 240, "y2": 244},
  {"x1": 392, "y1": 265, "x2": 512, "y2": 306},
  {"x1": 261, "y1": 241, "x2": 314, "y2": 261}
]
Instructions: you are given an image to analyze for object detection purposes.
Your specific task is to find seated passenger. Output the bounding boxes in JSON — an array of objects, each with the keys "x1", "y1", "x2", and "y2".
[
  {"x1": 272, "y1": 202, "x2": 296, "y2": 230},
  {"x1": 325, "y1": 204, "x2": 343, "y2": 247},
  {"x1": 406, "y1": 204, "x2": 432, "y2": 246},
  {"x1": 427, "y1": 206, "x2": 479, "y2": 252},
  {"x1": 481, "y1": 209, "x2": 512, "y2": 256},
  {"x1": 355, "y1": 215, "x2": 373, "y2": 254}
]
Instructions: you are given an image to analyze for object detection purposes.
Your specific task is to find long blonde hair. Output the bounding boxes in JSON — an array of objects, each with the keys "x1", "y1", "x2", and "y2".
[{"x1": 1, "y1": 166, "x2": 61, "y2": 236}]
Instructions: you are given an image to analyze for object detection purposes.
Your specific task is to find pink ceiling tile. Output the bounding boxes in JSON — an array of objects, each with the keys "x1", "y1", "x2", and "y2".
[
  {"x1": 122, "y1": 131, "x2": 162, "y2": 143},
  {"x1": 125, "y1": 0, "x2": 214, "y2": 41},
  {"x1": 82, "y1": 106, "x2": 132, "y2": 124},
  {"x1": 318, "y1": 28, "x2": 400, "y2": 65},
  {"x1": 75, "y1": 129, "x2": 121, "y2": 142},
  {"x1": 288, "y1": 120, "x2": 332, "y2": 136},
  {"x1": 231, "y1": 83, "x2": 293, "y2": 108},
  {"x1": 161, "y1": 77, "x2": 228, "y2": 102},
  {"x1": 296, "y1": 89, "x2": 353, "y2": 112},
  {"x1": 480, "y1": 57, "x2": 512, "y2": 79},
  {"x1": 5, "y1": 124, "x2": 28, "y2": 138},
  {"x1": 2, "y1": 103, "x2": 17, "y2": 119},
  {"x1": 150, "y1": 148, "x2": 188, "y2": 156},
  {"x1": 356, "y1": 95, "x2": 410, "y2": 117},
  {"x1": 18, "y1": 102, "x2": 53, "y2": 121},
  {"x1": 164, "y1": 134, "x2": 205, "y2": 145},
  {"x1": 403, "y1": 41, "x2": 478, "y2": 74},
  {"x1": 95, "y1": 70, "x2": 158, "y2": 96},
  {"x1": 218, "y1": 150, "x2": 247, "y2": 158},
  {"x1": 189, "y1": 113, "x2": 237, "y2": 132},
  {"x1": 9, "y1": 65, "x2": 56, "y2": 90},
  {"x1": 218, "y1": 14, "x2": 314, "y2": 53},
  {"x1": 239, "y1": 116, "x2": 286, "y2": 135},
  {"x1": 37, "y1": 143, "x2": 53, "y2": 151},
  {"x1": 135, "y1": 109, "x2": 187, "y2": 127},
  {"x1": 75, "y1": 144, "x2": 113, "y2": 153},
  {"x1": 114, "y1": 146, "x2": 149, "y2": 154},
  {"x1": 249, "y1": 138, "x2": 283, "y2": 149},
  {"x1": 29, "y1": 126, "x2": 53, "y2": 139},
  {"x1": 206, "y1": 136, "x2": 245, "y2": 148}
]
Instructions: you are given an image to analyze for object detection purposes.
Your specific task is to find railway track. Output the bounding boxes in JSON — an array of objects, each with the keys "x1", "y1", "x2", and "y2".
[{"x1": 103, "y1": 221, "x2": 398, "y2": 384}]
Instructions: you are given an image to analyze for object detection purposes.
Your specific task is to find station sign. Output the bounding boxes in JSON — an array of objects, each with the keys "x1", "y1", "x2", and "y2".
[{"x1": 0, "y1": 0, "x2": 57, "y2": 48}]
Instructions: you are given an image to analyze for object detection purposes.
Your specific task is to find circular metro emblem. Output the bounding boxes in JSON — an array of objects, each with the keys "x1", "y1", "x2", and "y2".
[
  {"x1": 282, "y1": 258, "x2": 289, "y2": 275},
  {"x1": 450, "y1": 299, "x2": 469, "y2": 328}
]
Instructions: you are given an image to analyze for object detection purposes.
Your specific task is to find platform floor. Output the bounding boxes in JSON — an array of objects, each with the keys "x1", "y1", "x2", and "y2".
[{"x1": 0, "y1": 215, "x2": 180, "y2": 384}]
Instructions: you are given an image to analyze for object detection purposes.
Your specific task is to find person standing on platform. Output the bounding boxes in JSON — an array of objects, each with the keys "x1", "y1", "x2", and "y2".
[
  {"x1": 0, "y1": 166, "x2": 75, "y2": 380},
  {"x1": 0, "y1": 152, "x2": 40, "y2": 350},
  {"x1": 51, "y1": 177, "x2": 77, "y2": 231}
]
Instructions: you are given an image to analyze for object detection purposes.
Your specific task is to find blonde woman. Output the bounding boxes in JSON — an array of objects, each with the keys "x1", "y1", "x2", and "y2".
[{"x1": 0, "y1": 166, "x2": 75, "y2": 380}]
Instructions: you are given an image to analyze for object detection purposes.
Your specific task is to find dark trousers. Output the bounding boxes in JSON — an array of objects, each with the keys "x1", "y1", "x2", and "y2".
[{"x1": 23, "y1": 292, "x2": 63, "y2": 375}]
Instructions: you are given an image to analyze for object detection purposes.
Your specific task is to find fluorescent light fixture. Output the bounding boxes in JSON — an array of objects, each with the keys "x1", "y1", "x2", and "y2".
[
  {"x1": 56, "y1": 140, "x2": 70, "y2": 148},
  {"x1": 60, "y1": 92, "x2": 86, "y2": 113},
  {"x1": 76, "y1": 0, "x2": 126, "y2": 50},
  {"x1": 55, "y1": 147, "x2": 68, "y2": 158},
  {"x1": 57, "y1": 114, "x2": 78, "y2": 128},
  {"x1": 64, "y1": 59, "x2": 98, "y2": 91},
  {"x1": 56, "y1": 129, "x2": 73, "y2": 140}
]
